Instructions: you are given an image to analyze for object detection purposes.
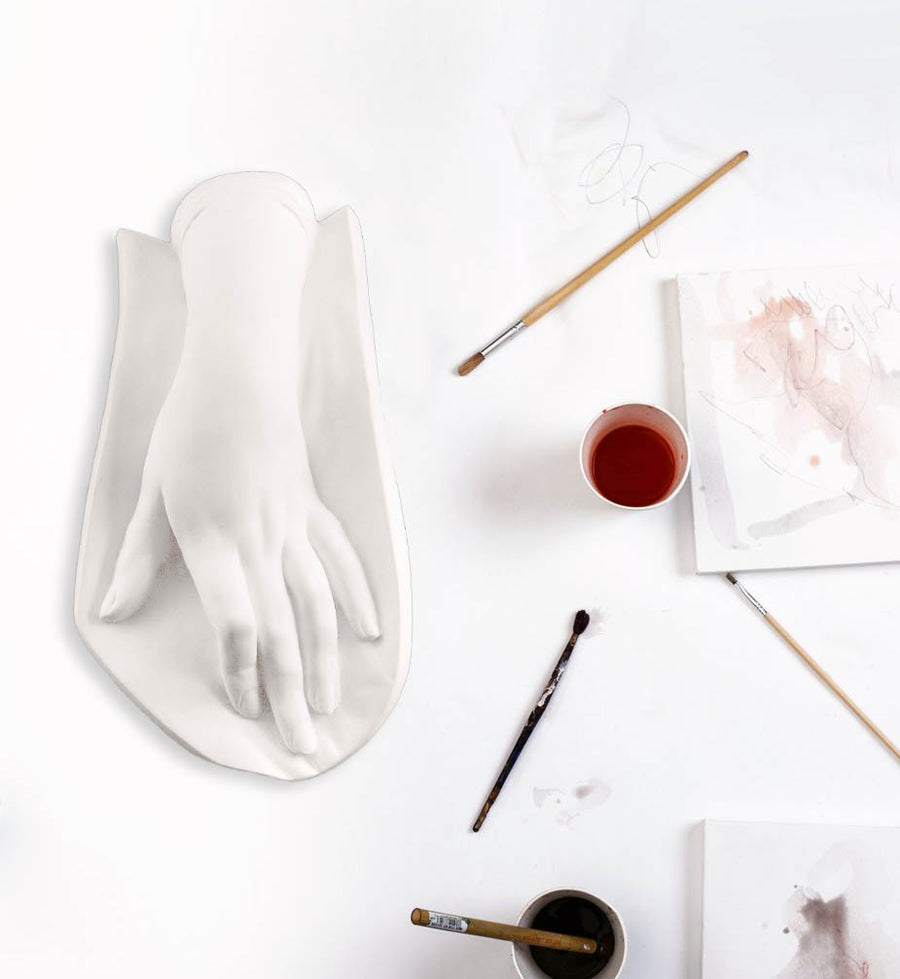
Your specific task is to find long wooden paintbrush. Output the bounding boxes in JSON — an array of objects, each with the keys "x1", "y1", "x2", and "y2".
[
  {"x1": 725, "y1": 573, "x2": 900, "y2": 764},
  {"x1": 410, "y1": 908, "x2": 598, "y2": 955},
  {"x1": 472, "y1": 610, "x2": 590, "y2": 832},
  {"x1": 457, "y1": 150, "x2": 749, "y2": 376}
]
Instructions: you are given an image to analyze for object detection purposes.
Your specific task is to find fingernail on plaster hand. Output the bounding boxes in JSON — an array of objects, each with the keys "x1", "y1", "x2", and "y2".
[{"x1": 100, "y1": 177, "x2": 380, "y2": 754}]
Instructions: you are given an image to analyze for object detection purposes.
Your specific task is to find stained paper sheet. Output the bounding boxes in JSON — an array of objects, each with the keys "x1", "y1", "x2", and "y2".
[
  {"x1": 702, "y1": 820, "x2": 900, "y2": 979},
  {"x1": 679, "y1": 266, "x2": 900, "y2": 571}
]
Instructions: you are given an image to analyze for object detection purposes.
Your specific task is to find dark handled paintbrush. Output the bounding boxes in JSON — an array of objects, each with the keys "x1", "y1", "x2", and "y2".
[{"x1": 472, "y1": 610, "x2": 591, "y2": 832}]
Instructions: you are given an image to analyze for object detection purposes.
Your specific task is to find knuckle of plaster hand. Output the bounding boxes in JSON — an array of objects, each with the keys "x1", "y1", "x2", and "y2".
[{"x1": 217, "y1": 619, "x2": 256, "y2": 652}]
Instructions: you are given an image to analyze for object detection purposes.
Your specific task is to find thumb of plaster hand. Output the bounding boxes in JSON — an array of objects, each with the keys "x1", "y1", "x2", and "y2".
[{"x1": 100, "y1": 484, "x2": 171, "y2": 622}]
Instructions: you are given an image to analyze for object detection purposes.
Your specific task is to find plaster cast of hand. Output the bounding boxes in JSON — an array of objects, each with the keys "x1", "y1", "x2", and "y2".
[{"x1": 99, "y1": 177, "x2": 380, "y2": 754}]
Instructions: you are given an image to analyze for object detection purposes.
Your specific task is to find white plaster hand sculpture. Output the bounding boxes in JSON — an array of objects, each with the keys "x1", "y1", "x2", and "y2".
[{"x1": 98, "y1": 176, "x2": 381, "y2": 756}]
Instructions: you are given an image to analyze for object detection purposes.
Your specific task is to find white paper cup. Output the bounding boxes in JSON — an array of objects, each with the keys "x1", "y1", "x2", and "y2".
[
  {"x1": 511, "y1": 889, "x2": 627, "y2": 979},
  {"x1": 579, "y1": 402, "x2": 690, "y2": 509}
]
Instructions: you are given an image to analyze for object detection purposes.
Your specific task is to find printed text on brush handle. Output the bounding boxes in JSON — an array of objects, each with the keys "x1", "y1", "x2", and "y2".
[{"x1": 412, "y1": 908, "x2": 598, "y2": 954}]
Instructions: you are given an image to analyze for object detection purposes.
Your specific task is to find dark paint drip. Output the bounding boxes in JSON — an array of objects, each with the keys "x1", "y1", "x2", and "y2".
[
  {"x1": 778, "y1": 894, "x2": 868, "y2": 979},
  {"x1": 589, "y1": 424, "x2": 677, "y2": 507},
  {"x1": 529, "y1": 897, "x2": 614, "y2": 979}
]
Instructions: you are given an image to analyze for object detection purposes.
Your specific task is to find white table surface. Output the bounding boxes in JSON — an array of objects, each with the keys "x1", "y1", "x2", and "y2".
[{"x1": 2, "y1": 1, "x2": 899, "y2": 976}]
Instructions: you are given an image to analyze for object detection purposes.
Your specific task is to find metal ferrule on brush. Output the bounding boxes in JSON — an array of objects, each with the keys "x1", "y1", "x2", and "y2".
[
  {"x1": 729, "y1": 575, "x2": 767, "y2": 616},
  {"x1": 480, "y1": 319, "x2": 526, "y2": 358}
]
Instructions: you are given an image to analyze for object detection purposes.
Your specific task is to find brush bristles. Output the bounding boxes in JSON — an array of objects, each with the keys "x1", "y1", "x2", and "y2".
[
  {"x1": 726, "y1": 572, "x2": 737, "y2": 584},
  {"x1": 457, "y1": 352, "x2": 484, "y2": 376},
  {"x1": 573, "y1": 610, "x2": 590, "y2": 635}
]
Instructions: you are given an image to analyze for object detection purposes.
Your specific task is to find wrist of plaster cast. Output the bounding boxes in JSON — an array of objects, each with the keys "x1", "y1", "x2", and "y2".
[
  {"x1": 171, "y1": 172, "x2": 318, "y2": 370},
  {"x1": 171, "y1": 172, "x2": 317, "y2": 252}
]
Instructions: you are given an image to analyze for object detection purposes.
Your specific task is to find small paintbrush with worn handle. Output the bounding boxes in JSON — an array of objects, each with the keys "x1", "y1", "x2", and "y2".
[{"x1": 472, "y1": 610, "x2": 591, "y2": 832}]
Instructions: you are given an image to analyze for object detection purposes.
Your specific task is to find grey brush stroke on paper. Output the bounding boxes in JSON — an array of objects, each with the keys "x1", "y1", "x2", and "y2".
[
  {"x1": 747, "y1": 494, "x2": 855, "y2": 539},
  {"x1": 679, "y1": 266, "x2": 900, "y2": 572}
]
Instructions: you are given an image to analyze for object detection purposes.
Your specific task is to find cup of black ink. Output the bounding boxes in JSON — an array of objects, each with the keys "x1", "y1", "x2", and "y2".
[{"x1": 511, "y1": 889, "x2": 626, "y2": 979}]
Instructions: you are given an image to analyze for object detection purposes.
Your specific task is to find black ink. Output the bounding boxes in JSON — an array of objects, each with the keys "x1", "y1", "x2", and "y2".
[{"x1": 529, "y1": 897, "x2": 615, "y2": 979}]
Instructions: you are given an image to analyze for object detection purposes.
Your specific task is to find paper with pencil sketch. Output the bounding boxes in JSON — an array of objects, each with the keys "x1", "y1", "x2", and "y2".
[{"x1": 678, "y1": 265, "x2": 900, "y2": 572}]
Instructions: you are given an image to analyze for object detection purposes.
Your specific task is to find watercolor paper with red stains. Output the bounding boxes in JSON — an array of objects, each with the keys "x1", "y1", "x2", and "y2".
[
  {"x1": 678, "y1": 266, "x2": 900, "y2": 571},
  {"x1": 702, "y1": 820, "x2": 900, "y2": 979}
]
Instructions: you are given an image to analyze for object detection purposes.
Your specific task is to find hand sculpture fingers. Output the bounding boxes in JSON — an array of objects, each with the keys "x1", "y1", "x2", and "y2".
[
  {"x1": 246, "y1": 558, "x2": 317, "y2": 755},
  {"x1": 284, "y1": 536, "x2": 340, "y2": 715},
  {"x1": 100, "y1": 482, "x2": 171, "y2": 622},
  {"x1": 176, "y1": 535, "x2": 261, "y2": 719},
  {"x1": 309, "y1": 505, "x2": 381, "y2": 640}
]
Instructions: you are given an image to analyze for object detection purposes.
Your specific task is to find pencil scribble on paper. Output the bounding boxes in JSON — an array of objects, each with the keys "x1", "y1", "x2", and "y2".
[
  {"x1": 679, "y1": 265, "x2": 900, "y2": 571},
  {"x1": 502, "y1": 96, "x2": 694, "y2": 257},
  {"x1": 576, "y1": 98, "x2": 693, "y2": 257}
]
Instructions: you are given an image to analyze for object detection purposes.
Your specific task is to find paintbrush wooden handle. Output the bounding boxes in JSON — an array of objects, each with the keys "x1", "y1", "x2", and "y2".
[
  {"x1": 410, "y1": 908, "x2": 597, "y2": 954},
  {"x1": 457, "y1": 150, "x2": 748, "y2": 374},
  {"x1": 521, "y1": 150, "x2": 749, "y2": 327},
  {"x1": 727, "y1": 572, "x2": 899, "y2": 766},
  {"x1": 766, "y1": 614, "x2": 900, "y2": 763}
]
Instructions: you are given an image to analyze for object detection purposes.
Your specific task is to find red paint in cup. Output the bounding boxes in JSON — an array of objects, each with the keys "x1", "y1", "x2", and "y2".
[
  {"x1": 590, "y1": 424, "x2": 676, "y2": 507},
  {"x1": 580, "y1": 404, "x2": 690, "y2": 510}
]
